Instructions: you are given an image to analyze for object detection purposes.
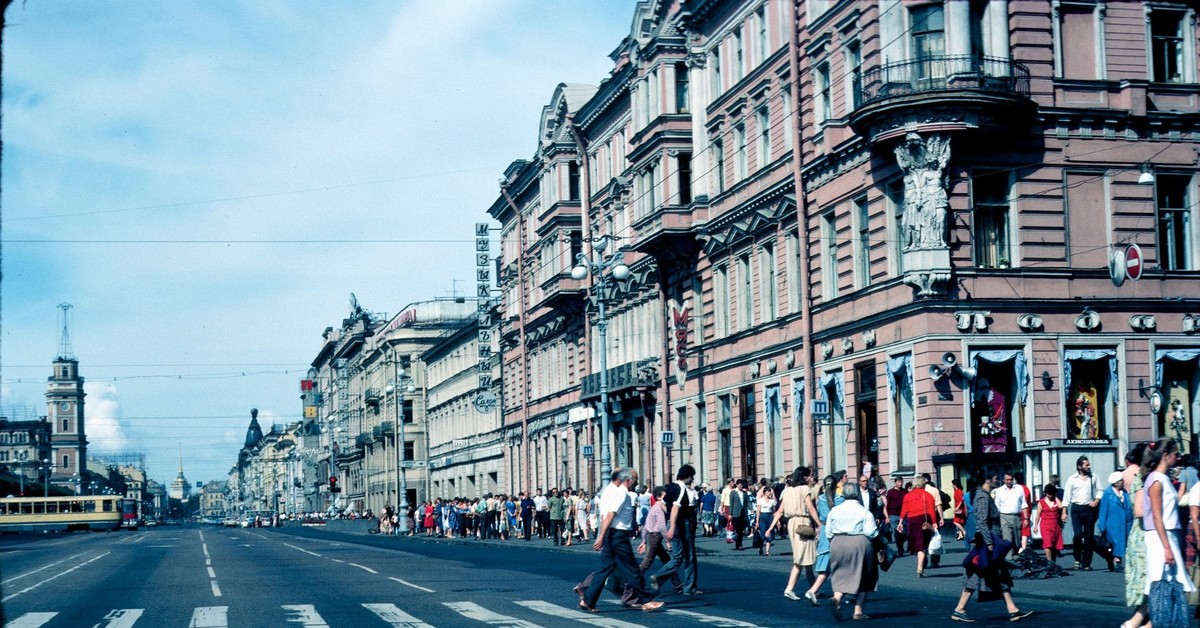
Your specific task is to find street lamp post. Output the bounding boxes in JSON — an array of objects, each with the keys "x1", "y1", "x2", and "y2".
[
  {"x1": 571, "y1": 235, "x2": 630, "y2": 483},
  {"x1": 386, "y1": 360, "x2": 416, "y2": 535},
  {"x1": 41, "y1": 459, "x2": 53, "y2": 498}
]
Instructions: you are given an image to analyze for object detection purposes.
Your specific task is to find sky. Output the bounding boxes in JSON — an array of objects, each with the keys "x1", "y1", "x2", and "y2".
[{"x1": 1, "y1": 0, "x2": 638, "y2": 486}]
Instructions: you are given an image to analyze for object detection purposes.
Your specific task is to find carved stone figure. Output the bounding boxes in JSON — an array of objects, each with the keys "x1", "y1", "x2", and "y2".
[{"x1": 895, "y1": 132, "x2": 951, "y2": 250}]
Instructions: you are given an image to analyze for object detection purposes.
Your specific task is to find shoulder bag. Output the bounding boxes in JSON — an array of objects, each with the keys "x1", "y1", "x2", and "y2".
[
  {"x1": 793, "y1": 488, "x2": 817, "y2": 539},
  {"x1": 1149, "y1": 564, "x2": 1189, "y2": 628}
]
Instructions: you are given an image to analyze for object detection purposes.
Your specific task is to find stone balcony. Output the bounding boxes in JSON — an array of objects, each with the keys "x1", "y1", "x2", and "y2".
[{"x1": 849, "y1": 55, "x2": 1035, "y2": 145}]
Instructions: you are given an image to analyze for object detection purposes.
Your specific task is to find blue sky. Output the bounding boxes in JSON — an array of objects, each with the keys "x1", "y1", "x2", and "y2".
[{"x1": 1, "y1": 0, "x2": 637, "y2": 485}]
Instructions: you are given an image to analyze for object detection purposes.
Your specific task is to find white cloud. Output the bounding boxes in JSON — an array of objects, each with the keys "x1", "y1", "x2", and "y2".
[{"x1": 84, "y1": 383, "x2": 129, "y2": 453}]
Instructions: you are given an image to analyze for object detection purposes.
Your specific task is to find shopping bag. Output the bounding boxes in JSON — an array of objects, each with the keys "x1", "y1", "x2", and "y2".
[
  {"x1": 725, "y1": 519, "x2": 735, "y2": 543},
  {"x1": 1149, "y1": 564, "x2": 1189, "y2": 628},
  {"x1": 928, "y1": 529, "x2": 944, "y2": 555}
]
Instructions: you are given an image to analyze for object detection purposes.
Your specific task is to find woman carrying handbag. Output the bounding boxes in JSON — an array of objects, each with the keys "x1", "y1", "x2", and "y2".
[{"x1": 1142, "y1": 437, "x2": 1194, "y2": 628}]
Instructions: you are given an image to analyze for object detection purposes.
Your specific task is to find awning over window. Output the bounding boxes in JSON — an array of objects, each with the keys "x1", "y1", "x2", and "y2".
[
  {"x1": 886, "y1": 354, "x2": 913, "y2": 401},
  {"x1": 970, "y1": 349, "x2": 1029, "y2": 405},
  {"x1": 819, "y1": 372, "x2": 844, "y2": 409},
  {"x1": 793, "y1": 379, "x2": 805, "y2": 423},
  {"x1": 1063, "y1": 348, "x2": 1119, "y2": 404},
  {"x1": 765, "y1": 386, "x2": 781, "y2": 432},
  {"x1": 1156, "y1": 349, "x2": 1200, "y2": 387}
]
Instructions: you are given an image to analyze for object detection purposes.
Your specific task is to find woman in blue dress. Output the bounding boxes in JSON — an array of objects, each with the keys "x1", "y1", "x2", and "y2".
[
  {"x1": 1096, "y1": 471, "x2": 1132, "y2": 570},
  {"x1": 803, "y1": 475, "x2": 844, "y2": 605}
]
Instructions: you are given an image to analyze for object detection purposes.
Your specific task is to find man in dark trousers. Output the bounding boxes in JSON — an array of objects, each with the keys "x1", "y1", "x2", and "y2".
[
  {"x1": 885, "y1": 475, "x2": 907, "y2": 556},
  {"x1": 519, "y1": 491, "x2": 535, "y2": 541},
  {"x1": 729, "y1": 479, "x2": 749, "y2": 550},
  {"x1": 650, "y1": 464, "x2": 701, "y2": 595},
  {"x1": 579, "y1": 468, "x2": 662, "y2": 612}
]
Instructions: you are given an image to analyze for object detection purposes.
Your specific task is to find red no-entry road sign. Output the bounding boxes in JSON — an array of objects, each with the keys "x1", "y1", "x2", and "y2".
[{"x1": 1125, "y1": 243, "x2": 1144, "y2": 282}]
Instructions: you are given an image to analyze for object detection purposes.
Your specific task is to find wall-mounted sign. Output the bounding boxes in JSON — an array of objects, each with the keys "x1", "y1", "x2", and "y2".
[
  {"x1": 476, "y1": 223, "x2": 494, "y2": 409},
  {"x1": 668, "y1": 300, "x2": 689, "y2": 390},
  {"x1": 811, "y1": 399, "x2": 830, "y2": 418}
]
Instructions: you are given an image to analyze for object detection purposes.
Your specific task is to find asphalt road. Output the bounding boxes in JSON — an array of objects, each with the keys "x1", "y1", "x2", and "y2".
[{"x1": 0, "y1": 524, "x2": 1142, "y2": 627}]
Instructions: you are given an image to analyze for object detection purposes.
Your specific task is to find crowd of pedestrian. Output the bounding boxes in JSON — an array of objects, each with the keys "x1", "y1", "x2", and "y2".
[{"x1": 354, "y1": 441, "x2": 1200, "y2": 625}]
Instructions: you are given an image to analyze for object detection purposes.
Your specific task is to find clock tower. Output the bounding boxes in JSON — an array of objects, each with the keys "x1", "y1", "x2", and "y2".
[{"x1": 45, "y1": 303, "x2": 87, "y2": 491}]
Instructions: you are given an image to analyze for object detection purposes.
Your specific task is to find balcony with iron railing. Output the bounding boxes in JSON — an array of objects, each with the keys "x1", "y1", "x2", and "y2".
[{"x1": 849, "y1": 55, "x2": 1035, "y2": 144}]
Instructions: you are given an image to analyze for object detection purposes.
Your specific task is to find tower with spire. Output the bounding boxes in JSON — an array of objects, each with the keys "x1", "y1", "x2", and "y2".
[
  {"x1": 45, "y1": 303, "x2": 87, "y2": 491},
  {"x1": 168, "y1": 444, "x2": 191, "y2": 500}
]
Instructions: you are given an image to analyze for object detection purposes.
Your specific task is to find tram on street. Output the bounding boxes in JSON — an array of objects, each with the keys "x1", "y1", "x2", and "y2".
[
  {"x1": 120, "y1": 497, "x2": 140, "y2": 530},
  {"x1": 0, "y1": 495, "x2": 124, "y2": 533}
]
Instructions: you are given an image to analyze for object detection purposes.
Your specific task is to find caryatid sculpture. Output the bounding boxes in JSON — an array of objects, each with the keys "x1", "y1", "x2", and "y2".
[{"x1": 894, "y1": 132, "x2": 953, "y2": 296}]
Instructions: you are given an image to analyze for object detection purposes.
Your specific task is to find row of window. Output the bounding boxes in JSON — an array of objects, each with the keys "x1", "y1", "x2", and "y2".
[{"x1": 1059, "y1": 3, "x2": 1196, "y2": 83}]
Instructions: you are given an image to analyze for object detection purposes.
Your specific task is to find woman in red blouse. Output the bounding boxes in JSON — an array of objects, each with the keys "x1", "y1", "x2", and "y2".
[{"x1": 898, "y1": 476, "x2": 938, "y2": 577}]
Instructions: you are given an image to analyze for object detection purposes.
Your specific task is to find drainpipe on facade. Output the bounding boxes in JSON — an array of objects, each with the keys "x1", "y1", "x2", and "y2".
[
  {"x1": 567, "y1": 115, "x2": 601, "y2": 486},
  {"x1": 787, "y1": 0, "x2": 819, "y2": 476},
  {"x1": 500, "y1": 184, "x2": 533, "y2": 494},
  {"x1": 661, "y1": 282, "x2": 673, "y2": 485}
]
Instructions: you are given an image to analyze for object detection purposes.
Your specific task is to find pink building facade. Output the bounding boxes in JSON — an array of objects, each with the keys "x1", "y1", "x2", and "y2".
[{"x1": 489, "y1": 0, "x2": 1200, "y2": 494}]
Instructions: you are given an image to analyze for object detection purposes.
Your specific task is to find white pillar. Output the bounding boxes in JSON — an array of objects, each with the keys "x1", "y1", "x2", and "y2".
[
  {"x1": 946, "y1": 0, "x2": 972, "y2": 58},
  {"x1": 988, "y1": 1, "x2": 1011, "y2": 62}
]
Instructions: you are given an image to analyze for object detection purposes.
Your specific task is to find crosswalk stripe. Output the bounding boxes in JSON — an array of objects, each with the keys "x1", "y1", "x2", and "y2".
[
  {"x1": 189, "y1": 606, "x2": 229, "y2": 628},
  {"x1": 515, "y1": 601, "x2": 645, "y2": 628},
  {"x1": 5, "y1": 612, "x2": 57, "y2": 628},
  {"x1": 443, "y1": 601, "x2": 543, "y2": 627},
  {"x1": 362, "y1": 603, "x2": 435, "y2": 628},
  {"x1": 661, "y1": 609, "x2": 760, "y2": 627},
  {"x1": 96, "y1": 609, "x2": 145, "y2": 628},
  {"x1": 281, "y1": 604, "x2": 329, "y2": 627}
]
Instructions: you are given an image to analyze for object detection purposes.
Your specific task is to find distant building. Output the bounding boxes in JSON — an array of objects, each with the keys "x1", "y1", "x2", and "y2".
[
  {"x1": 200, "y1": 481, "x2": 228, "y2": 518},
  {"x1": 0, "y1": 418, "x2": 52, "y2": 491},
  {"x1": 168, "y1": 448, "x2": 191, "y2": 501}
]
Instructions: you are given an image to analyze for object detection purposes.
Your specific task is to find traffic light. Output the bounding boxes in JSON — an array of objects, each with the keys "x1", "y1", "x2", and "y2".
[{"x1": 329, "y1": 476, "x2": 340, "y2": 493}]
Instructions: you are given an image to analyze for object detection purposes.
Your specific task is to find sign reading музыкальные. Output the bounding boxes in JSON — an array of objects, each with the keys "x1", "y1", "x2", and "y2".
[{"x1": 474, "y1": 223, "x2": 498, "y2": 414}]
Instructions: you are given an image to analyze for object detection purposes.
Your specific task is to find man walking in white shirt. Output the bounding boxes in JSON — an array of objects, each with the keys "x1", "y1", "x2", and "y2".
[
  {"x1": 580, "y1": 468, "x2": 663, "y2": 612},
  {"x1": 992, "y1": 473, "x2": 1026, "y2": 549},
  {"x1": 1064, "y1": 456, "x2": 1101, "y2": 570}
]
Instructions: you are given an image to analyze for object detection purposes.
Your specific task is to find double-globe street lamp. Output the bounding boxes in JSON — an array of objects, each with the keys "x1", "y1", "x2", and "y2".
[
  {"x1": 386, "y1": 361, "x2": 416, "y2": 535},
  {"x1": 571, "y1": 235, "x2": 630, "y2": 482}
]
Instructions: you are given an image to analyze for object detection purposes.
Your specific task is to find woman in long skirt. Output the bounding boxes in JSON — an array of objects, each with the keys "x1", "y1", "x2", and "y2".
[{"x1": 825, "y1": 483, "x2": 879, "y2": 621}]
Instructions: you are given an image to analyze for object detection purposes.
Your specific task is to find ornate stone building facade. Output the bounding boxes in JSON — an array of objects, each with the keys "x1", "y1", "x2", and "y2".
[{"x1": 489, "y1": 0, "x2": 1200, "y2": 494}]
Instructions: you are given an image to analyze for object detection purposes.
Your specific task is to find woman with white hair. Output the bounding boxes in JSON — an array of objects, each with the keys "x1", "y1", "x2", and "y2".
[{"x1": 824, "y1": 481, "x2": 879, "y2": 621}]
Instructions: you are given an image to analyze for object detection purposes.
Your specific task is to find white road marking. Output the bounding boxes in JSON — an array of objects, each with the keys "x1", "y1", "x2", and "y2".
[
  {"x1": 96, "y1": 608, "x2": 145, "y2": 628},
  {"x1": 348, "y1": 562, "x2": 378, "y2": 574},
  {"x1": 361, "y1": 603, "x2": 435, "y2": 628},
  {"x1": 207, "y1": 566, "x2": 217, "y2": 578},
  {"x1": 516, "y1": 600, "x2": 646, "y2": 627},
  {"x1": 210, "y1": 580, "x2": 223, "y2": 597},
  {"x1": 283, "y1": 543, "x2": 323, "y2": 557},
  {"x1": 388, "y1": 576, "x2": 435, "y2": 592},
  {"x1": 1, "y1": 552, "x2": 86, "y2": 585},
  {"x1": 661, "y1": 609, "x2": 761, "y2": 627},
  {"x1": 1, "y1": 552, "x2": 111, "y2": 603},
  {"x1": 189, "y1": 606, "x2": 229, "y2": 628},
  {"x1": 282, "y1": 604, "x2": 330, "y2": 627},
  {"x1": 331, "y1": 559, "x2": 346, "y2": 563},
  {"x1": 4, "y1": 612, "x2": 57, "y2": 628},
  {"x1": 444, "y1": 601, "x2": 543, "y2": 627}
]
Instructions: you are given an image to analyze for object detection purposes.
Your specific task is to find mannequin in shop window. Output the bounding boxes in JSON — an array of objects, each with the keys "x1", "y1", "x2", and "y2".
[
  {"x1": 974, "y1": 378, "x2": 1008, "y2": 454},
  {"x1": 1070, "y1": 381, "x2": 1099, "y2": 440},
  {"x1": 1167, "y1": 382, "x2": 1193, "y2": 454}
]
